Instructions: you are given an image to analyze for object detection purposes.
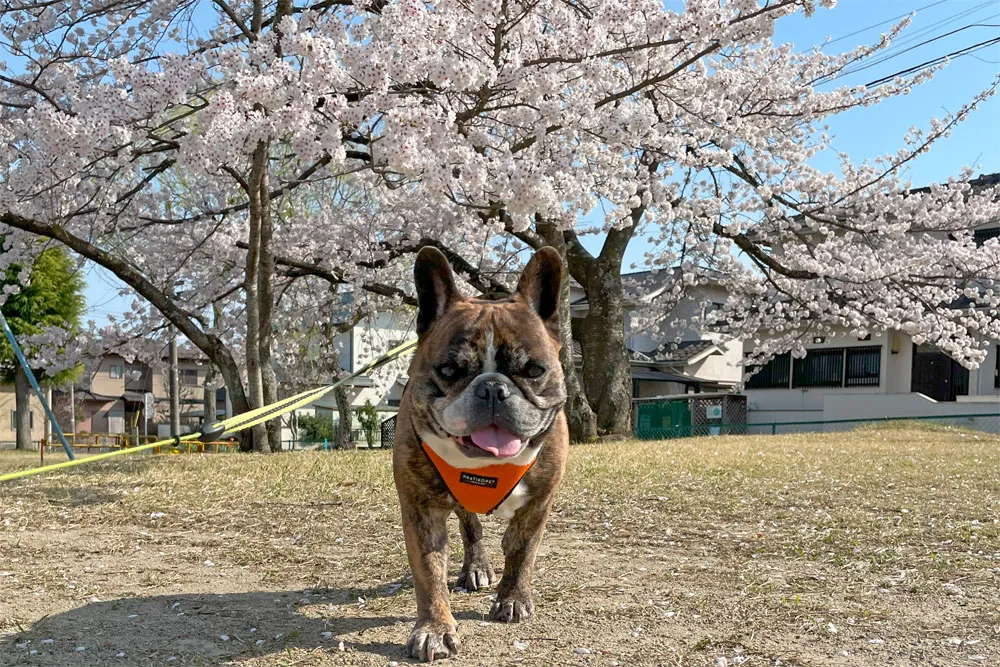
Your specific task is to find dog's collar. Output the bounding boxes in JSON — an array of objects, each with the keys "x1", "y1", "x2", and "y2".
[{"x1": 421, "y1": 441, "x2": 535, "y2": 515}]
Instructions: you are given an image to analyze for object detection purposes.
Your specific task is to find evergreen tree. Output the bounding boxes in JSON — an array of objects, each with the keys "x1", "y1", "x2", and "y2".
[{"x1": 0, "y1": 246, "x2": 85, "y2": 449}]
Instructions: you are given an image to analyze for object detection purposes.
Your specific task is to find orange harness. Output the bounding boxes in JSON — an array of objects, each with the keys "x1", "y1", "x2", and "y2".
[{"x1": 422, "y1": 442, "x2": 535, "y2": 515}]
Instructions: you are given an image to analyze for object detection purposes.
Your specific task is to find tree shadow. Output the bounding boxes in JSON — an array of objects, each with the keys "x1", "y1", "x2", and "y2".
[{"x1": 0, "y1": 587, "x2": 413, "y2": 666}]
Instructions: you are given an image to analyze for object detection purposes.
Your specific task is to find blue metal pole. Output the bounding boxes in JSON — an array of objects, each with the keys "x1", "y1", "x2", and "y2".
[{"x1": 0, "y1": 308, "x2": 75, "y2": 460}]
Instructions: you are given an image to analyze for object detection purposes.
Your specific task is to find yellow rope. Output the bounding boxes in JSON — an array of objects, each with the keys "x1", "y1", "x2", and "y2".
[{"x1": 0, "y1": 339, "x2": 418, "y2": 483}]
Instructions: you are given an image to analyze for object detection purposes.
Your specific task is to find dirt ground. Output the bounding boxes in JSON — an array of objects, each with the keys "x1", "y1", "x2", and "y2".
[{"x1": 1, "y1": 424, "x2": 999, "y2": 666}]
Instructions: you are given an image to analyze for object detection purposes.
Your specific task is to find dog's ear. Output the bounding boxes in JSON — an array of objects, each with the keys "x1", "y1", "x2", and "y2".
[
  {"x1": 414, "y1": 246, "x2": 460, "y2": 336},
  {"x1": 516, "y1": 246, "x2": 564, "y2": 335}
]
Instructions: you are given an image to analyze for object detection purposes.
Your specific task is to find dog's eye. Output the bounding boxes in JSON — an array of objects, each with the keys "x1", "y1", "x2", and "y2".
[
  {"x1": 524, "y1": 362, "x2": 546, "y2": 379},
  {"x1": 436, "y1": 362, "x2": 460, "y2": 380}
]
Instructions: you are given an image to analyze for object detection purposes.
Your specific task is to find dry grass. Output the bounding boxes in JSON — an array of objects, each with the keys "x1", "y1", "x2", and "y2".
[{"x1": 1, "y1": 424, "x2": 999, "y2": 666}]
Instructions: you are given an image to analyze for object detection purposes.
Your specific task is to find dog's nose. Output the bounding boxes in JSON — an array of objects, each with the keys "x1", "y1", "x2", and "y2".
[{"x1": 474, "y1": 379, "x2": 510, "y2": 403}]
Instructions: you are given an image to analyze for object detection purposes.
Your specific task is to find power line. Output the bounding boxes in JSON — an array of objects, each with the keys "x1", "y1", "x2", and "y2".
[
  {"x1": 865, "y1": 34, "x2": 1000, "y2": 87},
  {"x1": 821, "y1": 0, "x2": 951, "y2": 49},
  {"x1": 831, "y1": 20, "x2": 1000, "y2": 82}
]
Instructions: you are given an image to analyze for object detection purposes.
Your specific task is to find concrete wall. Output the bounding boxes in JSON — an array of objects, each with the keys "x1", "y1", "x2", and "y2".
[{"x1": 823, "y1": 393, "x2": 1000, "y2": 421}]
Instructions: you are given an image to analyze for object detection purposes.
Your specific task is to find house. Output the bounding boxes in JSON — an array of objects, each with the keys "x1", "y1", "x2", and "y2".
[
  {"x1": 278, "y1": 310, "x2": 416, "y2": 447},
  {"x1": 570, "y1": 270, "x2": 743, "y2": 397},
  {"x1": 56, "y1": 350, "x2": 231, "y2": 438},
  {"x1": 0, "y1": 383, "x2": 45, "y2": 448},
  {"x1": 743, "y1": 330, "x2": 1000, "y2": 424},
  {"x1": 743, "y1": 176, "x2": 1000, "y2": 425}
]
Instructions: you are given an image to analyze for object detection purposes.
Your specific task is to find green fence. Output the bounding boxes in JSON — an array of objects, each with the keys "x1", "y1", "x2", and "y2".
[{"x1": 635, "y1": 412, "x2": 1000, "y2": 440}]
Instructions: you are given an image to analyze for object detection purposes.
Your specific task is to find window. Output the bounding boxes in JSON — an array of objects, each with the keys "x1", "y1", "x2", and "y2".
[
  {"x1": 974, "y1": 227, "x2": 1000, "y2": 246},
  {"x1": 180, "y1": 369, "x2": 199, "y2": 386},
  {"x1": 9, "y1": 411, "x2": 34, "y2": 429},
  {"x1": 845, "y1": 346, "x2": 881, "y2": 387},
  {"x1": 387, "y1": 398, "x2": 402, "y2": 407},
  {"x1": 792, "y1": 349, "x2": 844, "y2": 388},
  {"x1": 109, "y1": 363, "x2": 123, "y2": 379},
  {"x1": 746, "y1": 353, "x2": 791, "y2": 389},
  {"x1": 995, "y1": 345, "x2": 999, "y2": 389},
  {"x1": 215, "y1": 387, "x2": 227, "y2": 404}
]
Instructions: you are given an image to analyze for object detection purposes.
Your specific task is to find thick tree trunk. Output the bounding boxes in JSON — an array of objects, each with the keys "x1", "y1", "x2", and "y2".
[
  {"x1": 535, "y1": 219, "x2": 597, "y2": 442},
  {"x1": 579, "y1": 261, "x2": 633, "y2": 436},
  {"x1": 560, "y1": 221, "x2": 638, "y2": 438},
  {"x1": 335, "y1": 384, "x2": 352, "y2": 449},
  {"x1": 14, "y1": 365, "x2": 32, "y2": 450}
]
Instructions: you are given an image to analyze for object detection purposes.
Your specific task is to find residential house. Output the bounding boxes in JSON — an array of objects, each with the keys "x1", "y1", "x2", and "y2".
[
  {"x1": 743, "y1": 173, "x2": 1000, "y2": 425},
  {"x1": 57, "y1": 350, "x2": 231, "y2": 438},
  {"x1": 0, "y1": 384, "x2": 44, "y2": 448},
  {"x1": 570, "y1": 270, "x2": 743, "y2": 397},
  {"x1": 279, "y1": 310, "x2": 416, "y2": 446}
]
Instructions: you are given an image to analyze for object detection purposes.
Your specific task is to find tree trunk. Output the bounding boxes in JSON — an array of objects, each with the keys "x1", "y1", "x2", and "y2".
[
  {"x1": 203, "y1": 377, "x2": 217, "y2": 428},
  {"x1": 169, "y1": 337, "x2": 181, "y2": 438},
  {"x1": 245, "y1": 141, "x2": 270, "y2": 452},
  {"x1": 535, "y1": 219, "x2": 597, "y2": 443},
  {"x1": 579, "y1": 260, "x2": 633, "y2": 436},
  {"x1": 335, "y1": 384, "x2": 352, "y2": 449},
  {"x1": 14, "y1": 365, "x2": 32, "y2": 450},
  {"x1": 258, "y1": 149, "x2": 281, "y2": 453}
]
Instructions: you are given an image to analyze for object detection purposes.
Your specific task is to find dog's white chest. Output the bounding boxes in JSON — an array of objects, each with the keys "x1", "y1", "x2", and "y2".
[{"x1": 492, "y1": 481, "x2": 530, "y2": 519}]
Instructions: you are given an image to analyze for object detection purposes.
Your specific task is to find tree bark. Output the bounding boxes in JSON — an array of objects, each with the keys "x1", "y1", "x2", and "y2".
[
  {"x1": 578, "y1": 255, "x2": 633, "y2": 436},
  {"x1": 169, "y1": 337, "x2": 181, "y2": 438},
  {"x1": 335, "y1": 384, "x2": 352, "y2": 449},
  {"x1": 534, "y1": 218, "x2": 597, "y2": 442},
  {"x1": 245, "y1": 141, "x2": 270, "y2": 452},
  {"x1": 257, "y1": 144, "x2": 281, "y2": 453},
  {"x1": 203, "y1": 374, "x2": 217, "y2": 428},
  {"x1": 14, "y1": 365, "x2": 31, "y2": 450}
]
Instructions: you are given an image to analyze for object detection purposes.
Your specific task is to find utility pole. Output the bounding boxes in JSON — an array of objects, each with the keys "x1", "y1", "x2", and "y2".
[{"x1": 170, "y1": 337, "x2": 180, "y2": 438}]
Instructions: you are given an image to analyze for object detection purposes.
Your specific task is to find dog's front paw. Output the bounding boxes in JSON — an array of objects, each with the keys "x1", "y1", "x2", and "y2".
[
  {"x1": 406, "y1": 620, "x2": 459, "y2": 662},
  {"x1": 457, "y1": 557, "x2": 496, "y2": 592},
  {"x1": 489, "y1": 590, "x2": 534, "y2": 623}
]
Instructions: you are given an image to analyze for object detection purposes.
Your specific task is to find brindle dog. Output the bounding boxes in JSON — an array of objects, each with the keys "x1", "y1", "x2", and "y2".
[{"x1": 392, "y1": 246, "x2": 569, "y2": 662}]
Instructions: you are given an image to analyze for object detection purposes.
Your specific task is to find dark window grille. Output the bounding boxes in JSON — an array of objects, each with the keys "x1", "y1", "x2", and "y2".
[
  {"x1": 845, "y1": 346, "x2": 881, "y2": 387},
  {"x1": 746, "y1": 353, "x2": 791, "y2": 389},
  {"x1": 792, "y1": 349, "x2": 844, "y2": 388}
]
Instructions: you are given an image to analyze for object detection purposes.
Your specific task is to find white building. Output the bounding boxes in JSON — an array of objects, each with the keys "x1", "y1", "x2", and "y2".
[
  {"x1": 744, "y1": 199, "x2": 1000, "y2": 426},
  {"x1": 570, "y1": 271, "x2": 744, "y2": 397}
]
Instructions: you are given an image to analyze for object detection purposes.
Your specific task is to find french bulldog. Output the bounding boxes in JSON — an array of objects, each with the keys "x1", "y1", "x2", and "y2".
[{"x1": 392, "y1": 246, "x2": 569, "y2": 662}]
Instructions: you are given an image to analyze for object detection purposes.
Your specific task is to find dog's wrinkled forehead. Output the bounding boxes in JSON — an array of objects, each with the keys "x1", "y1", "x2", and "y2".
[{"x1": 430, "y1": 300, "x2": 550, "y2": 373}]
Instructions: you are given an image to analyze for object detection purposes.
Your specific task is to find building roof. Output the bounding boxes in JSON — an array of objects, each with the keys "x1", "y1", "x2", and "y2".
[{"x1": 648, "y1": 340, "x2": 720, "y2": 364}]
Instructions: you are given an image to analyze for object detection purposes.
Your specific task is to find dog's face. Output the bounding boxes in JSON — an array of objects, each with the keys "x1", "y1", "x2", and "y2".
[{"x1": 407, "y1": 247, "x2": 567, "y2": 459}]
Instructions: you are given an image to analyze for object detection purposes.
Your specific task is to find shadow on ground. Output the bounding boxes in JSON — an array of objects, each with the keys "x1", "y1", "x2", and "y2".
[{"x1": 0, "y1": 587, "x2": 413, "y2": 666}]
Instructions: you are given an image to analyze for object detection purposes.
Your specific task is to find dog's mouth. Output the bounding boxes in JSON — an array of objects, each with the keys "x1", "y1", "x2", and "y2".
[{"x1": 449, "y1": 425, "x2": 524, "y2": 458}]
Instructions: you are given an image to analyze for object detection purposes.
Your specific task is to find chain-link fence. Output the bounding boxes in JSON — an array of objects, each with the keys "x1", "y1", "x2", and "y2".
[{"x1": 635, "y1": 412, "x2": 1000, "y2": 440}]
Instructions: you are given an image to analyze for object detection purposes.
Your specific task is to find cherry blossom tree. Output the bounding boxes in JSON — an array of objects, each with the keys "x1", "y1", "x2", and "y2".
[{"x1": 1, "y1": 0, "x2": 998, "y2": 444}]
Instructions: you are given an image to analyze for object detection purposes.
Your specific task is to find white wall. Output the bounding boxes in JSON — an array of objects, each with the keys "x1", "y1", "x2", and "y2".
[{"x1": 686, "y1": 338, "x2": 743, "y2": 384}]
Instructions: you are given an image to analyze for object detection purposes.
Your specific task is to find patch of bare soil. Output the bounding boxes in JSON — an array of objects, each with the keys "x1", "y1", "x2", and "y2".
[{"x1": 1, "y1": 426, "x2": 998, "y2": 666}]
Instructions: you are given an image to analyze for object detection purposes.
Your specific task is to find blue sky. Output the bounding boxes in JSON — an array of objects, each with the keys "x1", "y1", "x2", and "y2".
[{"x1": 83, "y1": 0, "x2": 1000, "y2": 324}]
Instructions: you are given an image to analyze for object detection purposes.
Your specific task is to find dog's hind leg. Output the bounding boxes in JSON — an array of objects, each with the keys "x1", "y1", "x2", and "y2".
[{"x1": 455, "y1": 507, "x2": 496, "y2": 591}]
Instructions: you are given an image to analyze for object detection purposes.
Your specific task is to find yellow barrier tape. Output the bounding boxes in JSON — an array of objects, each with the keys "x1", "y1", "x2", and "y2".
[{"x1": 0, "y1": 339, "x2": 418, "y2": 484}]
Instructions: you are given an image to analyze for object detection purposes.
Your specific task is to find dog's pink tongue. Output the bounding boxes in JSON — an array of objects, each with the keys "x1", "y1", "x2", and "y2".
[{"x1": 469, "y1": 426, "x2": 522, "y2": 457}]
